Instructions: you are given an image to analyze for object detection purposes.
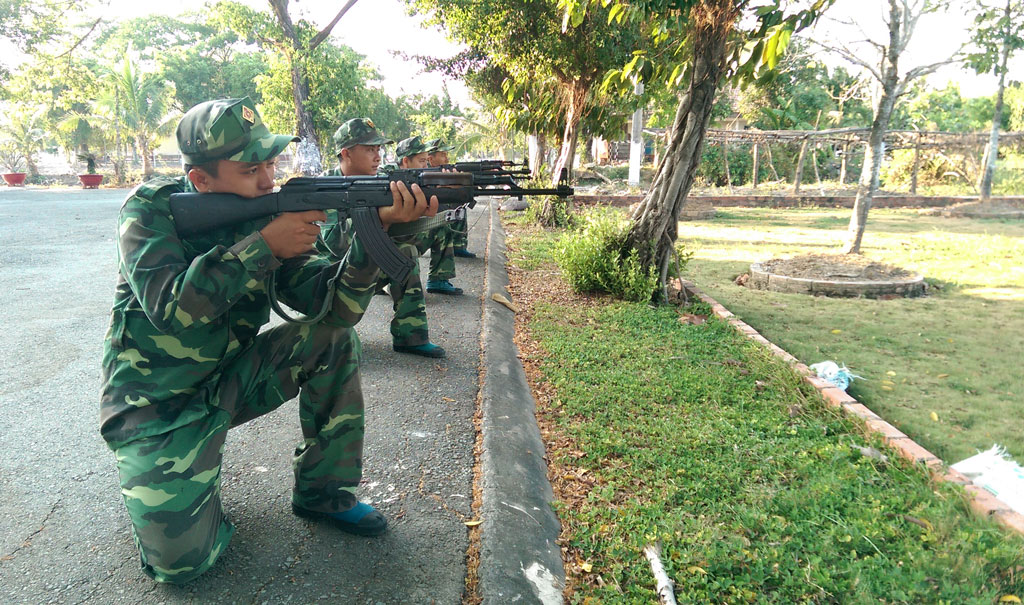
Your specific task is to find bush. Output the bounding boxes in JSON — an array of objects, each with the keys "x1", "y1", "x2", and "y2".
[{"x1": 556, "y1": 209, "x2": 659, "y2": 302}]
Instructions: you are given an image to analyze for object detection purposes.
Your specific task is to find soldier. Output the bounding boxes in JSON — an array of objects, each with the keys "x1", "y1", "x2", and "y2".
[
  {"x1": 325, "y1": 119, "x2": 448, "y2": 358},
  {"x1": 100, "y1": 98, "x2": 437, "y2": 584},
  {"x1": 426, "y1": 137, "x2": 475, "y2": 258},
  {"x1": 395, "y1": 135, "x2": 463, "y2": 296}
]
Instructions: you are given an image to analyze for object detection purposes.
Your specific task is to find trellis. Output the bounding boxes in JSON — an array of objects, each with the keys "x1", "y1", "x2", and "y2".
[{"x1": 644, "y1": 127, "x2": 1024, "y2": 194}]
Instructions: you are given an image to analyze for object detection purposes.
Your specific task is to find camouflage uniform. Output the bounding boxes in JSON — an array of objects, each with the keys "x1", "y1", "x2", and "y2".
[
  {"x1": 324, "y1": 121, "x2": 437, "y2": 349},
  {"x1": 395, "y1": 136, "x2": 457, "y2": 283},
  {"x1": 100, "y1": 98, "x2": 381, "y2": 584},
  {"x1": 425, "y1": 138, "x2": 468, "y2": 250}
]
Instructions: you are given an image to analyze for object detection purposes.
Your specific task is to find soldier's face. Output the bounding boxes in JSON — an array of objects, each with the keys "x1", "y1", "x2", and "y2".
[
  {"x1": 190, "y1": 159, "x2": 277, "y2": 198},
  {"x1": 428, "y1": 151, "x2": 448, "y2": 166},
  {"x1": 401, "y1": 153, "x2": 429, "y2": 169},
  {"x1": 343, "y1": 144, "x2": 381, "y2": 176}
]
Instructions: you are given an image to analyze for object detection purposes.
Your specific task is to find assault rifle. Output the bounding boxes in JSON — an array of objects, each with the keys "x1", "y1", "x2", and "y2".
[{"x1": 168, "y1": 169, "x2": 573, "y2": 284}]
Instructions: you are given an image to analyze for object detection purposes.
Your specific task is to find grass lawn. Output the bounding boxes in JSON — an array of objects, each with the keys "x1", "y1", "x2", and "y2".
[
  {"x1": 676, "y1": 207, "x2": 1024, "y2": 464},
  {"x1": 502, "y1": 213, "x2": 1024, "y2": 603}
]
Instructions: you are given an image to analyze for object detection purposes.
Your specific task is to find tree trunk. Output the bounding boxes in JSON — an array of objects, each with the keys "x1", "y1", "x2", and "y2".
[
  {"x1": 793, "y1": 137, "x2": 808, "y2": 193},
  {"x1": 845, "y1": 88, "x2": 897, "y2": 253},
  {"x1": 978, "y1": 0, "x2": 1011, "y2": 202},
  {"x1": 844, "y1": 0, "x2": 904, "y2": 255},
  {"x1": 765, "y1": 143, "x2": 780, "y2": 180},
  {"x1": 552, "y1": 82, "x2": 586, "y2": 186},
  {"x1": 625, "y1": 1, "x2": 734, "y2": 294},
  {"x1": 269, "y1": 0, "x2": 322, "y2": 175},
  {"x1": 722, "y1": 135, "x2": 732, "y2": 193},
  {"x1": 910, "y1": 132, "x2": 921, "y2": 195},
  {"x1": 528, "y1": 133, "x2": 547, "y2": 179},
  {"x1": 839, "y1": 142, "x2": 849, "y2": 185},
  {"x1": 752, "y1": 142, "x2": 759, "y2": 188},
  {"x1": 139, "y1": 135, "x2": 153, "y2": 177}
]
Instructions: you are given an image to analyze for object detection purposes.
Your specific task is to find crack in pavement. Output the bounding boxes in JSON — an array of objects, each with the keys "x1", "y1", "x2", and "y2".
[{"x1": 2, "y1": 498, "x2": 61, "y2": 562}]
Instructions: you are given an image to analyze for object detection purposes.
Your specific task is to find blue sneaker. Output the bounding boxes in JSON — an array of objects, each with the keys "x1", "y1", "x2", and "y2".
[
  {"x1": 426, "y1": 279, "x2": 463, "y2": 295},
  {"x1": 454, "y1": 247, "x2": 476, "y2": 258},
  {"x1": 393, "y1": 342, "x2": 447, "y2": 358},
  {"x1": 292, "y1": 501, "x2": 388, "y2": 536}
]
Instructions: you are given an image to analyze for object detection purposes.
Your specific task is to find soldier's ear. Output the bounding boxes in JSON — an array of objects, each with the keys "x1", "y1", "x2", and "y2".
[{"x1": 188, "y1": 167, "x2": 214, "y2": 192}]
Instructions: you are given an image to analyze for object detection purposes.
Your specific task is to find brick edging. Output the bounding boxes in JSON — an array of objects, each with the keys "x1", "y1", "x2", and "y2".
[{"x1": 675, "y1": 278, "x2": 1024, "y2": 537}]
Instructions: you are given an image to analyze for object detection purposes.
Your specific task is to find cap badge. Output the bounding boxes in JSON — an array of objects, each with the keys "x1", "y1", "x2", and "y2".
[
  {"x1": 365, "y1": 119, "x2": 375, "y2": 129},
  {"x1": 241, "y1": 106, "x2": 256, "y2": 124}
]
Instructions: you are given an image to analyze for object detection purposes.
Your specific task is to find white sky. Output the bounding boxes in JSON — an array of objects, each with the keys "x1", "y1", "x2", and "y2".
[{"x1": 7, "y1": 0, "x2": 1019, "y2": 106}]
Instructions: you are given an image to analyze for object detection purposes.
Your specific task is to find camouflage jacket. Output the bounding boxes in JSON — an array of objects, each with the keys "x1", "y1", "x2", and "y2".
[{"x1": 100, "y1": 176, "x2": 380, "y2": 448}]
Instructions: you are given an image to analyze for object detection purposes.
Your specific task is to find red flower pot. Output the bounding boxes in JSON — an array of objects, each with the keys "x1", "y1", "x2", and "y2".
[
  {"x1": 3, "y1": 172, "x2": 27, "y2": 186},
  {"x1": 79, "y1": 174, "x2": 103, "y2": 189}
]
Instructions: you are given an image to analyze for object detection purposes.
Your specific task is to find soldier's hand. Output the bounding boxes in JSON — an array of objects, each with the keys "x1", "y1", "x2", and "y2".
[
  {"x1": 379, "y1": 181, "x2": 439, "y2": 229},
  {"x1": 261, "y1": 210, "x2": 326, "y2": 258}
]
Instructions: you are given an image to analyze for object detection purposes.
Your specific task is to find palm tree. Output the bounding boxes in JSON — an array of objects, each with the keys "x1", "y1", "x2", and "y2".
[
  {"x1": 0, "y1": 105, "x2": 47, "y2": 177},
  {"x1": 97, "y1": 52, "x2": 178, "y2": 177}
]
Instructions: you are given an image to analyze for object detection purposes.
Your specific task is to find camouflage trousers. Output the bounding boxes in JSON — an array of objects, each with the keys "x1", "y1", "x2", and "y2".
[
  {"x1": 113, "y1": 321, "x2": 364, "y2": 584},
  {"x1": 450, "y1": 216, "x2": 469, "y2": 249},
  {"x1": 386, "y1": 224, "x2": 456, "y2": 347}
]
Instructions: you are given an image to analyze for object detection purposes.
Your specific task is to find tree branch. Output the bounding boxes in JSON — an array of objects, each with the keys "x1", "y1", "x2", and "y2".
[
  {"x1": 309, "y1": 0, "x2": 360, "y2": 50},
  {"x1": 55, "y1": 17, "x2": 102, "y2": 60},
  {"x1": 810, "y1": 38, "x2": 884, "y2": 82}
]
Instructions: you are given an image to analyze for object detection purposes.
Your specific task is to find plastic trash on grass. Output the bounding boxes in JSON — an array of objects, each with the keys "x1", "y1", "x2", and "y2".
[
  {"x1": 809, "y1": 361, "x2": 859, "y2": 391},
  {"x1": 952, "y1": 445, "x2": 1024, "y2": 516}
]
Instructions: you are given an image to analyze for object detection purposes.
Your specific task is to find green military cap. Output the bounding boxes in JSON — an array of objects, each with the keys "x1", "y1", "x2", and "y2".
[
  {"x1": 333, "y1": 118, "x2": 395, "y2": 154},
  {"x1": 395, "y1": 135, "x2": 429, "y2": 159},
  {"x1": 425, "y1": 138, "x2": 455, "y2": 153},
  {"x1": 176, "y1": 97, "x2": 299, "y2": 165}
]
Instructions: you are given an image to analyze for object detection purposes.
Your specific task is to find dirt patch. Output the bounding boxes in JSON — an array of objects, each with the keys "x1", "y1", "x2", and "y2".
[
  {"x1": 759, "y1": 254, "x2": 916, "y2": 282},
  {"x1": 937, "y1": 200, "x2": 1024, "y2": 219}
]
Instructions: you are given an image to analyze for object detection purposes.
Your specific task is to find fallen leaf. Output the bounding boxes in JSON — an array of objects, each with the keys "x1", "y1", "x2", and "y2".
[
  {"x1": 881, "y1": 380, "x2": 895, "y2": 386},
  {"x1": 936, "y1": 373, "x2": 949, "y2": 379},
  {"x1": 881, "y1": 385, "x2": 893, "y2": 391},
  {"x1": 581, "y1": 562, "x2": 593, "y2": 573},
  {"x1": 688, "y1": 566, "x2": 707, "y2": 575},
  {"x1": 441, "y1": 396, "x2": 455, "y2": 403},
  {"x1": 491, "y1": 292, "x2": 518, "y2": 313},
  {"x1": 999, "y1": 596, "x2": 1022, "y2": 604},
  {"x1": 679, "y1": 313, "x2": 708, "y2": 325},
  {"x1": 831, "y1": 329, "x2": 842, "y2": 334},
  {"x1": 886, "y1": 371, "x2": 897, "y2": 376},
  {"x1": 930, "y1": 412, "x2": 939, "y2": 422},
  {"x1": 464, "y1": 519, "x2": 482, "y2": 527}
]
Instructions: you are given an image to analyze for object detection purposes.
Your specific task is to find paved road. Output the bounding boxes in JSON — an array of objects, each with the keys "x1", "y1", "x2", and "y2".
[{"x1": 0, "y1": 187, "x2": 493, "y2": 604}]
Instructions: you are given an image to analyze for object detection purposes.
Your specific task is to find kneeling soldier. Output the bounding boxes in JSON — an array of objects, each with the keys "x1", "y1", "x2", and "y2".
[{"x1": 100, "y1": 98, "x2": 436, "y2": 583}]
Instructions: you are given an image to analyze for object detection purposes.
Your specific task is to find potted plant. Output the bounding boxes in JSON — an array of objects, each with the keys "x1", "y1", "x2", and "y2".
[
  {"x1": 77, "y1": 152, "x2": 103, "y2": 188},
  {"x1": 1, "y1": 145, "x2": 27, "y2": 186}
]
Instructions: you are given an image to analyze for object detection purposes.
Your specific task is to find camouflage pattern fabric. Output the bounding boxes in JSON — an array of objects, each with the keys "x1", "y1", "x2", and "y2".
[
  {"x1": 450, "y1": 216, "x2": 469, "y2": 249},
  {"x1": 332, "y1": 118, "x2": 394, "y2": 154},
  {"x1": 423, "y1": 225, "x2": 456, "y2": 281},
  {"x1": 177, "y1": 97, "x2": 299, "y2": 166},
  {"x1": 101, "y1": 176, "x2": 380, "y2": 583},
  {"x1": 395, "y1": 136, "x2": 429, "y2": 159}
]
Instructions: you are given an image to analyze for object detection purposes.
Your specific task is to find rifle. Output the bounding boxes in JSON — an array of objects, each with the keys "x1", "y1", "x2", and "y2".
[{"x1": 168, "y1": 169, "x2": 573, "y2": 284}]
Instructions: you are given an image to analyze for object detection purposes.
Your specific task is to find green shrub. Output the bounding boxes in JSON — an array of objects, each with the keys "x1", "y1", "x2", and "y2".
[{"x1": 557, "y1": 209, "x2": 659, "y2": 302}]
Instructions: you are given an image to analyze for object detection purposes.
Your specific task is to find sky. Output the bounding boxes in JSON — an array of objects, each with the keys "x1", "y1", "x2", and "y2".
[{"x1": 9, "y1": 0, "x2": 1021, "y2": 107}]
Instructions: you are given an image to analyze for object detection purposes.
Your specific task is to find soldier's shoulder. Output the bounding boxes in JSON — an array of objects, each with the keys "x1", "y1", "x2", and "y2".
[{"x1": 128, "y1": 175, "x2": 187, "y2": 203}]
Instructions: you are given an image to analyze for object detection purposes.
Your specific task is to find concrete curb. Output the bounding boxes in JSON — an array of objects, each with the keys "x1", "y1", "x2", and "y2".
[
  {"x1": 478, "y1": 202, "x2": 566, "y2": 604},
  {"x1": 677, "y1": 278, "x2": 1024, "y2": 537}
]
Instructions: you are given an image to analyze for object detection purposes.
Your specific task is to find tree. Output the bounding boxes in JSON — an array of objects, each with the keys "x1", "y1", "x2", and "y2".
[
  {"x1": 213, "y1": 0, "x2": 360, "y2": 175},
  {"x1": 966, "y1": 0, "x2": 1024, "y2": 202},
  {"x1": 100, "y1": 52, "x2": 177, "y2": 177},
  {"x1": 408, "y1": 0, "x2": 641, "y2": 185},
  {"x1": 0, "y1": 103, "x2": 46, "y2": 176},
  {"x1": 561, "y1": 0, "x2": 831, "y2": 295},
  {"x1": 813, "y1": 0, "x2": 959, "y2": 254}
]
